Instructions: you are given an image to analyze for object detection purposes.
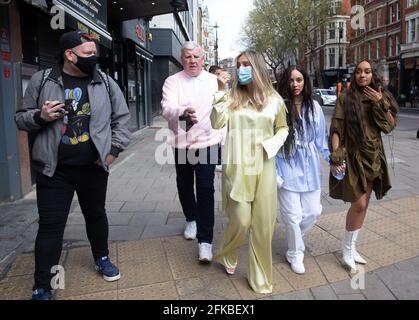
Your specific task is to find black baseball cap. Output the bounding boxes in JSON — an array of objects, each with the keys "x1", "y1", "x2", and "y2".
[{"x1": 59, "y1": 30, "x2": 95, "y2": 54}]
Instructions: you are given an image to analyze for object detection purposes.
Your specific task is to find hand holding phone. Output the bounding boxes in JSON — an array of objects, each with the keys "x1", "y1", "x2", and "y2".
[
  {"x1": 180, "y1": 107, "x2": 197, "y2": 132},
  {"x1": 40, "y1": 100, "x2": 65, "y2": 122}
]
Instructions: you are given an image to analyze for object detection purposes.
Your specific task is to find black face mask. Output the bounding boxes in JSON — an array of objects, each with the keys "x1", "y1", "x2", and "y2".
[{"x1": 71, "y1": 51, "x2": 97, "y2": 74}]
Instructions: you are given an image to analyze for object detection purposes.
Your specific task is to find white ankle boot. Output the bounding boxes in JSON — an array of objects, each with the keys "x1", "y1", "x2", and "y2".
[
  {"x1": 342, "y1": 230, "x2": 357, "y2": 272},
  {"x1": 352, "y1": 229, "x2": 367, "y2": 264}
]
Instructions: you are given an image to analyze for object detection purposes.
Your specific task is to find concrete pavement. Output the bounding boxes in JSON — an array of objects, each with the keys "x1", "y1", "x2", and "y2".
[{"x1": 0, "y1": 112, "x2": 418, "y2": 300}]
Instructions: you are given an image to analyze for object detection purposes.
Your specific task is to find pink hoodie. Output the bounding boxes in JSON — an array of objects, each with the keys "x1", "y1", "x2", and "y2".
[{"x1": 161, "y1": 70, "x2": 225, "y2": 149}]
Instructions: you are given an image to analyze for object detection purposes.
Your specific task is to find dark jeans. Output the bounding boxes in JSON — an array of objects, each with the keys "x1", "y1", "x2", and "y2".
[
  {"x1": 174, "y1": 145, "x2": 218, "y2": 244},
  {"x1": 34, "y1": 164, "x2": 109, "y2": 291}
]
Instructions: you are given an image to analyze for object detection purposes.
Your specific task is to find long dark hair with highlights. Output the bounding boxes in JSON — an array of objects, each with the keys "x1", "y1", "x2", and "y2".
[
  {"x1": 278, "y1": 65, "x2": 315, "y2": 160},
  {"x1": 344, "y1": 60, "x2": 399, "y2": 147}
]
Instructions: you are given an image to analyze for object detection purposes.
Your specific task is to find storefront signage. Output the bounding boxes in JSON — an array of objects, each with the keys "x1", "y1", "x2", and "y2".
[
  {"x1": 77, "y1": 21, "x2": 102, "y2": 44},
  {"x1": 3, "y1": 67, "x2": 10, "y2": 78},
  {"x1": 53, "y1": 0, "x2": 112, "y2": 48},
  {"x1": 0, "y1": 27, "x2": 11, "y2": 80},
  {"x1": 1, "y1": 51, "x2": 10, "y2": 62},
  {"x1": 55, "y1": 0, "x2": 107, "y2": 30},
  {"x1": 136, "y1": 24, "x2": 146, "y2": 44}
]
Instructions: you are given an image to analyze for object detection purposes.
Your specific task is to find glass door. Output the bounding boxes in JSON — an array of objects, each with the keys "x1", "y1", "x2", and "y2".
[{"x1": 136, "y1": 56, "x2": 146, "y2": 128}]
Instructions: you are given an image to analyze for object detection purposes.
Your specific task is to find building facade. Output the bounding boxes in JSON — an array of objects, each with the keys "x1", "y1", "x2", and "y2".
[
  {"x1": 149, "y1": 0, "x2": 200, "y2": 117},
  {"x1": 0, "y1": 0, "x2": 189, "y2": 202},
  {"x1": 350, "y1": 0, "x2": 402, "y2": 97},
  {"x1": 400, "y1": 0, "x2": 419, "y2": 98},
  {"x1": 200, "y1": 4, "x2": 216, "y2": 67},
  {"x1": 306, "y1": 0, "x2": 352, "y2": 89},
  {"x1": 348, "y1": 0, "x2": 419, "y2": 99}
]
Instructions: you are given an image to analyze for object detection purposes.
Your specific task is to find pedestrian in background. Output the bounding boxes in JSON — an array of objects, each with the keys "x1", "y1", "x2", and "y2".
[
  {"x1": 15, "y1": 31, "x2": 131, "y2": 300},
  {"x1": 329, "y1": 60, "x2": 398, "y2": 272},
  {"x1": 211, "y1": 50, "x2": 288, "y2": 293},
  {"x1": 275, "y1": 66, "x2": 330, "y2": 274}
]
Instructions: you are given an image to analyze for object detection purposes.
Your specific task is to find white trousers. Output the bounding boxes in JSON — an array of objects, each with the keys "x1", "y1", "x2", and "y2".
[{"x1": 278, "y1": 188, "x2": 322, "y2": 263}]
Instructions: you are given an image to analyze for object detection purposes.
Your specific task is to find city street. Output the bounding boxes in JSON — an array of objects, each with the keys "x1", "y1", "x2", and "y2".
[
  {"x1": 1, "y1": 0, "x2": 419, "y2": 302},
  {"x1": 0, "y1": 109, "x2": 418, "y2": 300}
]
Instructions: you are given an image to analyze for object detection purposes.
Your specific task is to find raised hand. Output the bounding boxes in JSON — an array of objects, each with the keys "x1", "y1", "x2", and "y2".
[
  {"x1": 363, "y1": 86, "x2": 383, "y2": 103},
  {"x1": 217, "y1": 70, "x2": 231, "y2": 91}
]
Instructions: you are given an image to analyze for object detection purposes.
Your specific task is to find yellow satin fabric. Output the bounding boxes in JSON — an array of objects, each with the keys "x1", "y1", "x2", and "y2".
[{"x1": 210, "y1": 91, "x2": 288, "y2": 293}]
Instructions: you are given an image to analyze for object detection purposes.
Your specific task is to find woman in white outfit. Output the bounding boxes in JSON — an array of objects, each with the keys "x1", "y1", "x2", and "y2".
[{"x1": 275, "y1": 66, "x2": 330, "y2": 274}]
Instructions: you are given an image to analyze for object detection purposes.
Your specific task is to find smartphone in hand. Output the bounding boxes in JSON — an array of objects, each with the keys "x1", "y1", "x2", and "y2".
[
  {"x1": 51, "y1": 101, "x2": 65, "y2": 115},
  {"x1": 179, "y1": 115, "x2": 194, "y2": 132}
]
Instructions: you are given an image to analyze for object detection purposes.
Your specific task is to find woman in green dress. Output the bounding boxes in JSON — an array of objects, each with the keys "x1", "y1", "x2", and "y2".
[{"x1": 329, "y1": 60, "x2": 398, "y2": 272}]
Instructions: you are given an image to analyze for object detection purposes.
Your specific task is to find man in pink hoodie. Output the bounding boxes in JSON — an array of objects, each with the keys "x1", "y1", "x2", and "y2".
[{"x1": 161, "y1": 42, "x2": 225, "y2": 262}]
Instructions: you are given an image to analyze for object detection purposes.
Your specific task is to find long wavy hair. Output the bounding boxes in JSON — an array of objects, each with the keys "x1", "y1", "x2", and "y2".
[
  {"x1": 278, "y1": 65, "x2": 315, "y2": 160},
  {"x1": 344, "y1": 60, "x2": 399, "y2": 147},
  {"x1": 229, "y1": 50, "x2": 278, "y2": 111}
]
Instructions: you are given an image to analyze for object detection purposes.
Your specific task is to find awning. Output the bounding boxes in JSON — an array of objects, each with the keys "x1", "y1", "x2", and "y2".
[
  {"x1": 108, "y1": 0, "x2": 189, "y2": 23},
  {"x1": 53, "y1": 0, "x2": 113, "y2": 48},
  {"x1": 136, "y1": 44, "x2": 153, "y2": 62}
]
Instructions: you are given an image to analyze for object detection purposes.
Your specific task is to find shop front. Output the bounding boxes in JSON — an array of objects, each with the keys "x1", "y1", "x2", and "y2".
[
  {"x1": 321, "y1": 68, "x2": 348, "y2": 89},
  {"x1": 1, "y1": 0, "x2": 189, "y2": 201},
  {"x1": 111, "y1": 19, "x2": 153, "y2": 131},
  {"x1": 401, "y1": 57, "x2": 419, "y2": 97},
  {"x1": 0, "y1": 4, "x2": 21, "y2": 201}
]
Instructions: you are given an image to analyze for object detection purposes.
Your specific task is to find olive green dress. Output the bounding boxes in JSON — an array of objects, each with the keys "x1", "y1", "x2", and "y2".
[{"x1": 329, "y1": 93, "x2": 397, "y2": 202}]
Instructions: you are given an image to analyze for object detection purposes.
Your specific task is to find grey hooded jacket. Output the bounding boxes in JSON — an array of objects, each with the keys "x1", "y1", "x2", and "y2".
[{"x1": 15, "y1": 65, "x2": 131, "y2": 177}]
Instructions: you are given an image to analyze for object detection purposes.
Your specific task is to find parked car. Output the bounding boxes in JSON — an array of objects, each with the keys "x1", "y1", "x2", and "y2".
[
  {"x1": 329, "y1": 86, "x2": 337, "y2": 94},
  {"x1": 313, "y1": 89, "x2": 337, "y2": 106}
]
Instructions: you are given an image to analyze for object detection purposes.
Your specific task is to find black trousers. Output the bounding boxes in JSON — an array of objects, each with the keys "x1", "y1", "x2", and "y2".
[
  {"x1": 34, "y1": 164, "x2": 109, "y2": 291},
  {"x1": 174, "y1": 145, "x2": 218, "y2": 244}
]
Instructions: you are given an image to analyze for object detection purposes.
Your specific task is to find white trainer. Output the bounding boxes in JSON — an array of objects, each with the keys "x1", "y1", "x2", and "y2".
[
  {"x1": 184, "y1": 221, "x2": 197, "y2": 240},
  {"x1": 287, "y1": 256, "x2": 305, "y2": 274},
  {"x1": 198, "y1": 242, "x2": 213, "y2": 262},
  {"x1": 290, "y1": 261, "x2": 305, "y2": 274}
]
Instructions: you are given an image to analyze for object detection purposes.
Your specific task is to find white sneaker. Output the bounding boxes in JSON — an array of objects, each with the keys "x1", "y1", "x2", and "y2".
[
  {"x1": 184, "y1": 221, "x2": 197, "y2": 240},
  {"x1": 290, "y1": 261, "x2": 305, "y2": 274},
  {"x1": 287, "y1": 256, "x2": 305, "y2": 274},
  {"x1": 198, "y1": 242, "x2": 213, "y2": 262}
]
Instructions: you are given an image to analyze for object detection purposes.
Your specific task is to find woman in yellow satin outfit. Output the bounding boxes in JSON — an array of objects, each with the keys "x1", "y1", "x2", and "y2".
[{"x1": 210, "y1": 50, "x2": 288, "y2": 293}]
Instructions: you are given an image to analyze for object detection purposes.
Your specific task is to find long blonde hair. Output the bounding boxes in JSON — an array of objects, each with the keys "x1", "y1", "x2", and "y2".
[{"x1": 229, "y1": 50, "x2": 278, "y2": 111}]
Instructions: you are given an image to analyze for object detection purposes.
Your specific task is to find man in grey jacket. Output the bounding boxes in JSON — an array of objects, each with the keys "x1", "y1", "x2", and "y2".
[{"x1": 15, "y1": 31, "x2": 131, "y2": 300}]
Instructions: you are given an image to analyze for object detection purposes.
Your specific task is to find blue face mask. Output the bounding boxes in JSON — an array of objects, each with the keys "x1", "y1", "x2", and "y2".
[{"x1": 237, "y1": 66, "x2": 253, "y2": 85}]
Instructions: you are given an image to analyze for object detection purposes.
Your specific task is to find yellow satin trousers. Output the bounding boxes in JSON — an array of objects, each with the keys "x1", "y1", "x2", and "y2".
[{"x1": 215, "y1": 190, "x2": 277, "y2": 294}]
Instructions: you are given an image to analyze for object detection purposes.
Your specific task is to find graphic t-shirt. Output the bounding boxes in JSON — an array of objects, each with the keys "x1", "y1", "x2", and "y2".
[{"x1": 58, "y1": 72, "x2": 98, "y2": 165}]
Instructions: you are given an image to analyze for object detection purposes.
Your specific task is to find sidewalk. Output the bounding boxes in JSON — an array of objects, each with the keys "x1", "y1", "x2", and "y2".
[{"x1": 0, "y1": 117, "x2": 419, "y2": 300}]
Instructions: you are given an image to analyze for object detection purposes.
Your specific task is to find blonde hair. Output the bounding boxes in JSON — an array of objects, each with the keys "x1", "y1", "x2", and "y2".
[{"x1": 229, "y1": 50, "x2": 278, "y2": 111}]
